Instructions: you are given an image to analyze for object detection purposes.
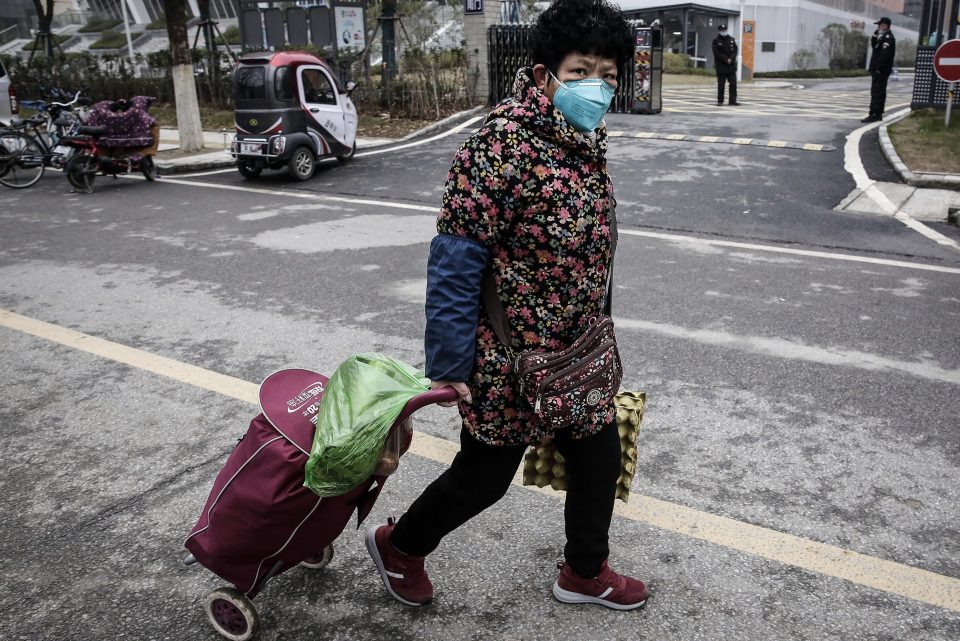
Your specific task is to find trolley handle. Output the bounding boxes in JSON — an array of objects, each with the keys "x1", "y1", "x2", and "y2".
[{"x1": 395, "y1": 385, "x2": 460, "y2": 425}]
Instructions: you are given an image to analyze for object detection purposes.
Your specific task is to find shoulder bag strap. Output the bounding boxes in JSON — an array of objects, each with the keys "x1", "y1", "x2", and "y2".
[{"x1": 483, "y1": 200, "x2": 618, "y2": 349}]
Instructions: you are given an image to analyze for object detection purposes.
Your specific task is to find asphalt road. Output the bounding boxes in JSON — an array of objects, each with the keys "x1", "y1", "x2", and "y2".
[{"x1": 1, "y1": 76, "x2": 959, "y2": 641}]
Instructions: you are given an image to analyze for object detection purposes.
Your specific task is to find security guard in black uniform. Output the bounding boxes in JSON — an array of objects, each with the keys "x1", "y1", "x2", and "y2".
[
  {"x1": 712, "y1": 24, "x2": 740, "y2": 106},
  {"x1": 862, "y1": 17, "x2": 896, "y2": 123}
]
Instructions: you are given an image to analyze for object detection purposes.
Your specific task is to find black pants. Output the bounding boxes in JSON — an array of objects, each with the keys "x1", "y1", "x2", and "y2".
[
  {"x1": 390, "y1": 420, "x2": 622, "y2": 578},
  {"x1": 869, "y1": 71, "x2": 890, "y2": 117},
  {"x1": 717, "y1": 71, "x2": 737, "y2": 104}
]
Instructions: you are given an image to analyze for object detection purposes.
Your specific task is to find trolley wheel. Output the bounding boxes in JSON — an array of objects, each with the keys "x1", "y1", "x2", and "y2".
[
  {"x1": 141, "y1": 155, "x2": 158, "y2": 181},
  {"x1": 287, "y1": 146, "x2": 315, "y2": 181},
  {"x1": 204, "y1": 587, "x2": 261, "y2": 641},
  {"x1": 300, "y1": 543, "x2": 334, "y2": 569},
  {"x1": 336, "y1": 141, "x2": 356, "y2": 162},
  {"x1": 65, "y1": 153, "x2": 96, "y2": 193},
  {"x1": 237, "y1": 160, "x2": 262, "y2": 179}
]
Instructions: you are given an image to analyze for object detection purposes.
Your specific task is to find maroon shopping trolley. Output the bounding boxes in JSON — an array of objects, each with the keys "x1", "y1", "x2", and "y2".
[{"x1": 183, "y1": 368, "x2": 456, "y2": 640}]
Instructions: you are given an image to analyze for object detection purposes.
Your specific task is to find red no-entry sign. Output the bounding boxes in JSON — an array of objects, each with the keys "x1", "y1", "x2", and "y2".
[{"x1": 934, "y1": 39, "x2": 960, "y2": 83}]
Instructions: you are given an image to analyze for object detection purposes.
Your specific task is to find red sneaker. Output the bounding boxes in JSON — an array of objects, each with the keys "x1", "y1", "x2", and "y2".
[
  {"x1": 365, "y1": 518, "x2": 433, "y2": 606},
  {"x1": 552, "y1": 560, "x2": 648, "y2": 610}
]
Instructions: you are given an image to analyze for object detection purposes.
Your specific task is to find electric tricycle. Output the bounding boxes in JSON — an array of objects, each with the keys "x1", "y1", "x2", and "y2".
[{"x1": 230, "y1": 51, "x2": 358, "y2": 181}]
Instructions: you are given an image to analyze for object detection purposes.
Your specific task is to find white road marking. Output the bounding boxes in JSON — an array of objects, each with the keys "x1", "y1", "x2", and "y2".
[
  {"x1": 619, "y1": 229, "x2": 960, "y2": 274},
  {"x1": 614, "y1": 317, "x2": 960, "y2": 386},
  {"x1": 843, "y1": 110, "x2": 960, "y2": 251},
  {"x1": 354, "y1": 115, "x2": 484, "y2": 157},
  {"x1": 154, "y1": 177, "x2": 960, "y2": 274},
  {"x1": 2, "y1": 306, "x2": 959, "y2": 613}
]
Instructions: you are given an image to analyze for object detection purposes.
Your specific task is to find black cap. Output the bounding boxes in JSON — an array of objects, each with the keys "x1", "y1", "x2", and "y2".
[
  {"x1": 875, "y1": 17, "x2": 891, "y2": 25},
  {"x1": 718, "y1": 24, "x2": 727, "y2": 30}
]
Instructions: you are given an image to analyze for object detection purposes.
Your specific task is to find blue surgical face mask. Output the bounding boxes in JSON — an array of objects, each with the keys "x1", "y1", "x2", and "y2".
[
  {"x1": 549, "y1": 71, "x2": 616, "y2": 132},
  {"x1": 719, "y1": 30, "x2": 728, "y2": 36}
]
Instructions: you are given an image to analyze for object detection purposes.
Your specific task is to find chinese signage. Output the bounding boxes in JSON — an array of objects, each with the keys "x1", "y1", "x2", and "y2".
[
  {"x1": 465, "y1": 0, "x2": 483, "y2": 15},
  {"x1": 334, "y1": 5, "x2": 365, "y2": 51}
]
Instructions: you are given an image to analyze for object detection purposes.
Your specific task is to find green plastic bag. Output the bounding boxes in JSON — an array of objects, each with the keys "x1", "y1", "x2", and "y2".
[{"x1": 304, "y1": 353, "x2": 429, "y2": 497}]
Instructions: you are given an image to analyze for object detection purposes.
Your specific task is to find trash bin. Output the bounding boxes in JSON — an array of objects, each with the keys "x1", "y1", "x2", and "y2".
[{"x1": 631, "y1": 24, "x2": 662, "y2": 114}]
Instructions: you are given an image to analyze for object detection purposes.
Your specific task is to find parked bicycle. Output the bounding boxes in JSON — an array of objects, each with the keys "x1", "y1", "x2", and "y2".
[{"x1": 0, "y1": 88, "x2": 90, "y2": 189}]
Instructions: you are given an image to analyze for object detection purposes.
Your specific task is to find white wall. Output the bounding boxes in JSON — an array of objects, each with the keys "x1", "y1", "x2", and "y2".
[{"x1": 617, "y1": 0, "x2": 919, "y2": 72}]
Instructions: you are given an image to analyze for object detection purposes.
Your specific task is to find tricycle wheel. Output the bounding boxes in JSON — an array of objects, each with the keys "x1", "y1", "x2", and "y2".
[
  {"x1": 141, "y1": 156, "x2": 158, "y2": 181},
  {"x1": 204, "y1": 587, "x2": 260, "y2": 641},
  {"x1": 237, "y1": 160, "x2": 262, "y2": 179},
  {"x1": 300, "y1": 543, "x2": 334, "y2": 569},
  {"x1": 336, "y1": 141, "x2": 356, "y2": 162},
  {"x1": 287, "y1": 146, "x2": 315, "y2": 181},
  {"x1": 65, "y1": 153, "x2": 96, "y2": 193}
]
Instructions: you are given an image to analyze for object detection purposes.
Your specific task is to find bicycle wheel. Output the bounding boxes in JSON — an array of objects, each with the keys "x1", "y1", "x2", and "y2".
[
  {"x1": 65, "y1": 153, "x2": 97, "y2": 193},
  {"x1": 0, "y1": 131, "x2": 45, "y2": 189}
]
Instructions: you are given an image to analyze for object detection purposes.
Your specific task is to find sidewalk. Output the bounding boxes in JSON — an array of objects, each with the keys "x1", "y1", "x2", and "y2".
[{"x1": 836, "y1": 111, "x2": 960, "y2": 225}]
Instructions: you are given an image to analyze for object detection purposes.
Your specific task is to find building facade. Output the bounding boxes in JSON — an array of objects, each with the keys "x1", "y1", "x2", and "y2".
[{"x1": 617, "y1": 0, "x2": 920, "y2": 72}]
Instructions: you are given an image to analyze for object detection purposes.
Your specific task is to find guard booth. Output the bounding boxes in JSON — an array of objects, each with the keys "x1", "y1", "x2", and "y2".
[{"x1": 631, "y1": 24, "x2": 663, "y2": 114}]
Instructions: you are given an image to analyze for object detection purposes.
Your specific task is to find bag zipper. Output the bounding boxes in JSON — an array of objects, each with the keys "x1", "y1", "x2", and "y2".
[
  {"x1": 531, "y1": 341, "x2": 620, "y2": 412},
  {"x1": 517, "y1": 317, "x2": 613, "y2": 377}
]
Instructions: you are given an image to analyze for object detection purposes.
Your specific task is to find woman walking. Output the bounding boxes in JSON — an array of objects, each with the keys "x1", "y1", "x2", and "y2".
[{"x1": 366, "y1": 0, "x2": 648, "y2": 610}]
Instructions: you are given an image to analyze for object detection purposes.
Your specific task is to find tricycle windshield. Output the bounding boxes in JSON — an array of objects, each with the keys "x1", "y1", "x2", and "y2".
[{"x1": 235, "y1": 66, "x2": 266, "y2": 103}]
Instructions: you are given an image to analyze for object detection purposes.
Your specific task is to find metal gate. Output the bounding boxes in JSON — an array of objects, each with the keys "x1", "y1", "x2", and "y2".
[{"x1": 487, "y1": 23, "x2": 636, "y2": 113}]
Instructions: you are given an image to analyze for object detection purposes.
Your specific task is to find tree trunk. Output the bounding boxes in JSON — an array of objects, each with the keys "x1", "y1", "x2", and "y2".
[
  {"x1": 31, "y1": 0, "x2": 55, "y2": 60},
  {"x1": 163, "y1": 0, "x2": 204, "y2": 152}
]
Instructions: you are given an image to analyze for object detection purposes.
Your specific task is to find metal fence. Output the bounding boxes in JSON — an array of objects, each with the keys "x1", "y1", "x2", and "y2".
[{"x1": 487, "y1": 23, "x2": 636, "y2": 113}]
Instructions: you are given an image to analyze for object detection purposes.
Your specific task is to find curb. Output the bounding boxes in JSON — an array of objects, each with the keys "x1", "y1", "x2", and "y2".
[
  {"x1": 370, "y1": 104, "x2": 488, "y2": 147},
  {"x1": 153, "y1": 105, "x2": 488, "y2": 174},
  {"x1": 879, "y1": 112, "x2": 960, "y2": 190}
]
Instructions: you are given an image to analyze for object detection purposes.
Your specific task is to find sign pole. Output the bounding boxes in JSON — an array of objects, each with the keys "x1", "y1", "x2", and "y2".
[
  {"x1": 948, "y1": 81, "x2": 955, "y2": 126},
  {"x1": 933, "y1": 40, "x2": 960, "y2": 123}
]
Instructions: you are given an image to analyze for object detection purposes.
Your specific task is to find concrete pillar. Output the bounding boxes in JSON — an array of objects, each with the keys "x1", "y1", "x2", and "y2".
[{"x1": 463, "y1": 0, "x2": 502, "y2": 105}]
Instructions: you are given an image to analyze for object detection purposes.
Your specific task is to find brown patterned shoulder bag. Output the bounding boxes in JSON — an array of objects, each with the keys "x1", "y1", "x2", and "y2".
[{"x1": 481, "y1": 212, "x2": 622, "y2": 430}]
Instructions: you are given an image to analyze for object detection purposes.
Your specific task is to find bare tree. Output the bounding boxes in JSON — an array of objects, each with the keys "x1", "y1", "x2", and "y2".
[{"x1": 163, "y1": 0, "x2": 204, "y2": 152}]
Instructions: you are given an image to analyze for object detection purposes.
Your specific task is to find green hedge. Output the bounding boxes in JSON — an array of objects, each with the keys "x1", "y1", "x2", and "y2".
[
  {"x1": 89, "y1": 31, "x2": 143, "y2": 50},
  {"x1": 79, "y1": 18, "x2": 122, "y2": 33},
  {"x1": 0, "y1": 51, "x2": 232, "y2": 108},
  {"x1": 754, "y1": 68, "x2": 870, "y2": 78},
  {"x1": 20, "y1": 34, "x2": 70, "y2": 51},
  {"x1": 662, "y1": 52, "x2": 713, "y2": 76}
]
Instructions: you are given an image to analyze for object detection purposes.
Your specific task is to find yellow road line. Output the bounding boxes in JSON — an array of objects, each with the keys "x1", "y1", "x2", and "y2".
[{"x1": 2, "y1": 307, "x2": 959, "y2": 613}]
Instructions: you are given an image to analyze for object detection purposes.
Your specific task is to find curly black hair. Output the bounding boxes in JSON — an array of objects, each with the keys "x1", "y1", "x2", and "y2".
[{"x1": 528, "y1": 0, "x2": 634, "y2": 74}]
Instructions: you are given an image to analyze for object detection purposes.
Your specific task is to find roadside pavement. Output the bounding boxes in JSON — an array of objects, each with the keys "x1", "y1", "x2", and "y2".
[
  {"x1": 836, "y1": 109, "x2": 960, "y2": 225},
  {"x1": 154, "y1": 106, "x2": 485, "y2": 174}
]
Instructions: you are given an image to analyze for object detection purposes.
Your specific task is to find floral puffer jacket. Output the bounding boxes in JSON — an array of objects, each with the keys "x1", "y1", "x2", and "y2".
[{"x1": 425, "y1": 68, "x2": 617, "y2": 446}]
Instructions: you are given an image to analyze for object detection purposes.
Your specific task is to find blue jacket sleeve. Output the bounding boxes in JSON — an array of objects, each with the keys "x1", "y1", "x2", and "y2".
[{"x1": 424, "y1": 233, "x2": 490, "y2": 382}]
